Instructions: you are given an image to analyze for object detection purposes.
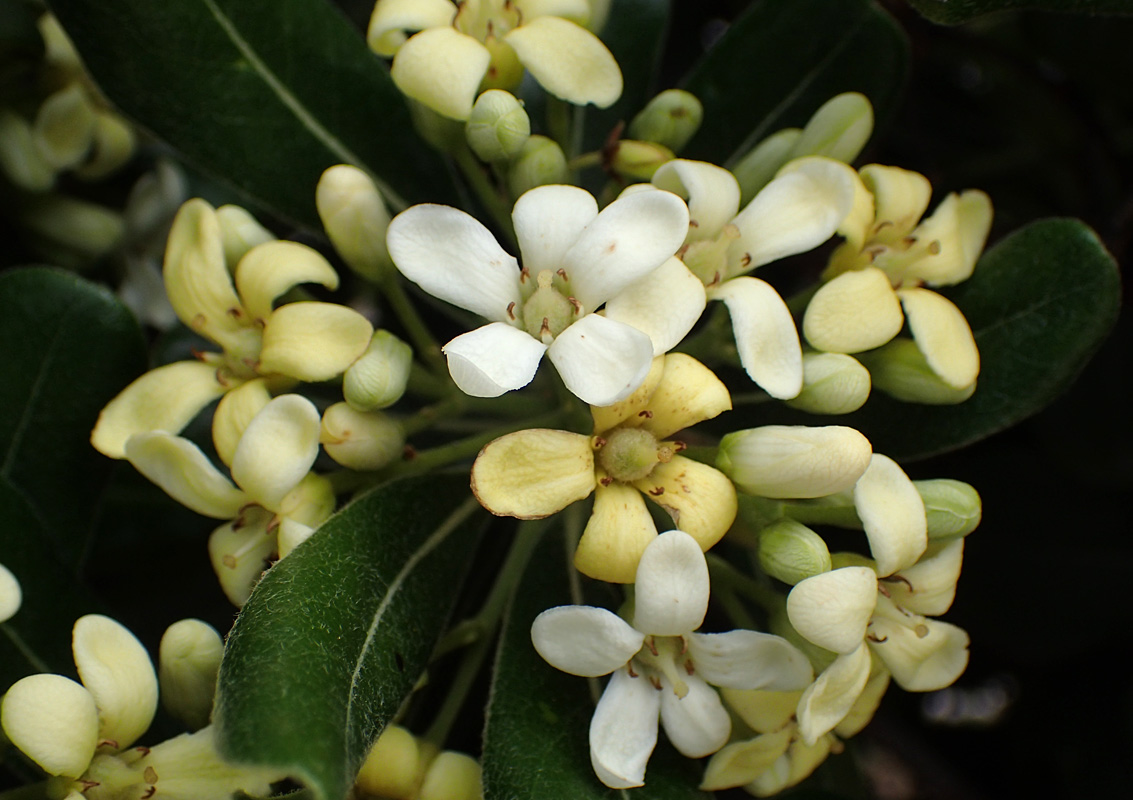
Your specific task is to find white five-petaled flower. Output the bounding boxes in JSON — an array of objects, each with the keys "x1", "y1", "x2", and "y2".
[
  {"x1": 386, "y1": 184, "x2": 697, "y2": 406},
  {"x1": 531, "y1": 530, "x2": 814, "y2": 788}
]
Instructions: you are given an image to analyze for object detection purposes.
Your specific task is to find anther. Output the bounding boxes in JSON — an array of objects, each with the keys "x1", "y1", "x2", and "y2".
[
  {"x1": 649, "y1": 487, "x2": 665, "y2": 496},
  {"x1": 740, "y1": 253, "x2": 752, "y2": 267},
  {"x1": 568, "y1": 296, "x2": 582, "y2": 314},
  {"x1": 646, "y1": 637, "x2": 659, "y2": 656},
  {"x1": 689, "y1": 219, "x2": 699, "y2": 228},
  {"x1": 627, "y1": 662, "x2": 638, "y2": 678},
  {"x1": 599, "y1": 476, "x2": 614, "y2": 486},
  {"x1": 638, "y1": 410, "x2": 653, "y2": 418},
  {"x1": 649, "y1": 676, "x2": 663, "y2": 690},
  {"x1": 883, "y1": 574, "x2": 914, "y2": 592},
  {"x1": 866, "y1": 633, "x2": 888, "y2": 643},
  {"x1": 506, "y1": 301, "x2": 516, "y2": 320},
  {"x1": 556, "y1": 268, "x2": 569, "y2": 281}
]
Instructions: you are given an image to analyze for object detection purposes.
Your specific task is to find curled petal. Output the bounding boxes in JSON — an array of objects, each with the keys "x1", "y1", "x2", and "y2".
[
  {"x1": 125, "y1": 432, "x2": 246, "y2": 519},
  {"x1": 897, "y1": 288, "x2": 979, "y2": 389},
  {"x1": 234, "y1": 241, "x2": 339, "y2": 322},
  {"x1": 886, "y1": 540, "x2": 964, "y2": 617},
  {"x1": 589, "y1": 668, "x2": 660, "y2": 789},
  {"x1": 0, "y1": 674, "x2": 99, "y2": 777},
  {"x1": 259, "y1": 302, "x2": 373, "y2": 382},
  {"x1": 604, "y1": 257, "x2": 706, "y2": 356},
  {"x1": 547, "y1": 315, "x2": 653, "y2": 406},
  {"x1": 907, "y1": 190, "x2": 992, "y2": 286},
  {"x1": 72, "y1": 614, "x2": 158, "y2": 749},
  {"x1": 700, "y1": 729, "x2": 793, "y2": 791},
  {"x1": 505, "y1": 17, "x2": 622, "y2": 109},
  {"x1": 230, "y1": 395, "x2": 321, "y2": 511},
  {"x1": 786, "y1": 567, "x2": 877, "y2": 654},
  {"x1": 796, "y1": 643, "x2": 872, "y2": 745},
  {"x1": 632, "y1": 530, "x2": 709, "y2": 636},
  {"x1": 869, "y1": 613, "x2": 969, "y2": 692},
  {"x1": 208, "y1": 511, "x2": 276, "y2": 607},
  {"x1": 212, "y1": 378, "x2": 272, "y2": 468},
  {"x1": 835, "y1": 668, "x2": 890, "y2": 738},
  {"x1": 391, "y1": 27, "x2": 490, "y2": 120},
  {"x1": 860, "y1": 164, "x2": 932, "y2": 242},
  {"x1": 652, "y1": 159, "x2": 741, "y2": 242},
  {"x1": 720, "y1": 687, "x2": 803, "y2": 734},
  {"x1": 854, "y1": 454, "x2": 927, "y2": 576},
  {"x1": 92, "y1": 360, "x2": 228, "y2": 459},
  {"x1": 802, "y1": 266, "x2": 903, "y2": 354},
  {"x1": 367, "y1": 0, "x2": 457, "y2": 57},
  {"x1": 632, "y1": 457, "x2": 736, "y2": 553},
  {"x1": 512, "y1": 185, "x2": 598, "y2": 276},
  {"x1": 635, "y1": 353, "x2": 732, "y2": 440},
  {"x1": 442, "y1": 323, "x2": 547, "y2": 398},
  {"x1": 471, "y1": 429, "x2": 594, "y2": 518},
  {"x1": 531, "y1": 606, "x2": 645, "y2": 676},
  {"x1": 574, "y1": 481, "x2": 658, "y2": 583},
  {"x1": 708, "y1": 277, "x2": 802, "y2": 399},
  {"x1": 660, "y1": 674, "x2": 731, "y2": 758},
  {"x1": 688, "y1": 630, "x2": 813, "y2": 691}
]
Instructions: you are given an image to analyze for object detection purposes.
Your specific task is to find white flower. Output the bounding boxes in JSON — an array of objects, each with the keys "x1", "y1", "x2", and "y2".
[
  {"x1": 531, "y1": 530, "x2": 813, "y2": 788},
  {"x1": 386, "y1": 184, "x2": 694, "y2": 406}
]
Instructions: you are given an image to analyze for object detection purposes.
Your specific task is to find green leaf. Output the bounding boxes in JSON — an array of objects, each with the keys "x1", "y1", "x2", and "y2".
[
  {"x1": 482, "y1": 530, "x2": 710, "y2": 800},
  {"x1": 46, "y1": 0, "x2": 457, "y2": 227},
  {"x1": 904, "y1": 0, "x2": 1133, "y2": 25},
  {"x1": 214, "y1": 475, "x2": 485, "y2": 800},
  {"x1": 679, "y1": 0, "x2": 908, "y2": 166},
  {"x1": 0, "y1": 267, "x2": 146, "y2": 568}
]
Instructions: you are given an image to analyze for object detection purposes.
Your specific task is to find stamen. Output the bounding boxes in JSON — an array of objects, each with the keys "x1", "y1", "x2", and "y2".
[
  {"x1": 883, "y1": 574, "x2": 914, "y2": 592},
  {"x1": 637, "y1": 410, "x2": 653, "y2": 418},
  {"x1": 627, "y1": 662, "x2": 638, "y2": 678},
  {"x1": 556, "y1": 268, "x2": 569, "y2": 281},
  {"x1": 599, "y1": 476, "x2": 614, "y2": 487},
  {"x1": 646, "y1": 636, "x2": 659, "y2": 656},
  {"x1": 649, "y1": 487, "x2": 665, "y2": 496},
  {"x1": 867, "y1": 632, "x2": 888, "y2": 643},
  {"x1": 689, "y1": 219, "x2": 699, "y2": 228},
  {"x1": 506, "y1": 301, "x2": 516, "y2": 320},
  {"x1": 568, "y1": 296, "x2": 582, "y2": 314},
  {"x1": 649, "y1": 676, "x2": 663, "y2": 690}
]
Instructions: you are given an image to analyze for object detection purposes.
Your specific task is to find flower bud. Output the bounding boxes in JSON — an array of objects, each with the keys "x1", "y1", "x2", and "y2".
[
  {"x1": 717, "y1": 425, "x2": 872, "y2": 499},
  {"x1": 859, "y1": 338, "x2": 976, "y2": 405},
  {"x1": 33, "y1": 84, "x2": 96, "y2": 170},
  {"x1": 915, "y1": 479, "x2": 981, "y2": 539},
  {"x1": 18, "y1": 194, "x2": 124, "y2": 261},
  {"x1": 74, "y1": 111, "x2": 136, "y2": 180},
  {"x1": 420, "y1": 751, "x2": 483, "y2": 800},
  {"x1": 0, "y1": 111, "x2": 55, "y2": 191},
  {"x1": 627, "y1": 89, "x2": 703, "y2": 154},
  {"x1": 158, "y1": 619, "x2": 223, "y2": 730},
  {"x1": 466, "y1": 90, "x2": 530, "y2": 163},
  {"x1": 356, "y1": 724, "x2": 423, "y2": 800},
  {"x1": 733, "y1": 127, "x2": 801, "y2": 202},
  {"x1": 507, "y1": 135, "x2": 567, "y2": 197},
  {"x1": 792, "y1": 92, "x2": 874, "y2": 165},
  {"x1": 758, "y1": 519, "x2": 832, "y2": 585},
  {"x1": 216, "y1": 204, "x2": 275, "y2": 270},
  {"x1": 316, "y1": 164, "x2": 393, "y2": 281},
  {"x1": 0, "y1": 563, "x2": 21, "y2": 623},
  {"x1": 785, "y1": 353, "x2": 871, "y2": 415},
  {"x1": 321, "y1": 403, "x2": 404, "y2": 471},
  {"x1": 344, "y1": 330, "x2": 413, "y2": 411},
  {"x1": 608, "y1": 139, "x2": 675, "y2": 181}
]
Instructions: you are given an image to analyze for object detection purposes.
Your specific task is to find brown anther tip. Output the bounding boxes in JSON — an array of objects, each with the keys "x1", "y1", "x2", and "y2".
[
  {"x1": 592, "y1": 436, "x2": 607, "y2": 449},
  {"x1": 649, "y1": 676, "x2": 663, "y2": 690},
  {"x1": 141, "y1": 787, "x2": 156, "y2": 800},
  {"x1": 680, "y1": 637, "x2": 689, "y2": 654},
  {"x1": 637, "y1": 410, "x2": 653, "y2": 418},
  {"x1": 646, "y1": 637, "x2": 659, "y2": 656},
  {"x1": 627, "y1": 663, "x2": 638, "y2": 678},
  {"x1": 227, "y1": 307, "x2": 243, "y2": 319},
  {"x1": 556, "y1": 268, "x2": 569, "y2": 281},
  {"x1": 599, "y1": 476, "x2": 614, "y2": 486},
  {"x1": 80, "y1": 781, "x2": 100, "y2": 791},
  {"x1": 568, "y1": 296, "x2": 582, "y2": 313},
  {"x1": 648, "y1": 487, "x2": 665, "y2": 496},
  {"x1": 677, "y1": 243, "x2": 690, "y2": 258},
  {"x1": 97, "y1": 738, "x2": 120, "y2": 750},
  {"x1": 402, "y1": 444, "x2": 418, "y2": 461},
  {"x1": 902, "y1": 235, "x2": 918, "y2": 247},
  {"x1": 190, "y1": 346, "x2": 206, "y2": 361},
  {"x1": 506, "y1": 301, "x2": 516, "y2": 320},
  {"x1": 866, "y1": 633, "x2": 888, "y2": 643},
  {"x1": 135, "y1": 746, "x2": 151, "y2": 756},
  {"x1": 741, "y1": 253, "x2": 752, "y2": 267},
  {"x1": 710, "y1": 270, "x2": 722, "y2": 287},
  {"x1": 877, "y1": 583, "x2": 891, "y2": 598},
  {"x1": 520, "y1": 267, "x2": 530, "y2": 282},
  {"x1": 539, "y1": 317, "x2": 551, "y2": 336},
  {"x1": 883, "y1": 574, "x2": 914, "y2": 592},
  {"x1": 672, "y1": 441, "x2": 687, "y2": 452},
  {"x1": 689, "y1": 219, "x2": 699, "y2": 228}
]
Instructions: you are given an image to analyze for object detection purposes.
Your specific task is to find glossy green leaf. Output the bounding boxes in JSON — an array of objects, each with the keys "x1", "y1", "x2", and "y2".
[
  {"x1": 0, "y1": 267, "x2": 146, "y2": 568},
  {"x1": 46, "y1": 0, "x2": 457, "y2": 227},
  {"x1": 905, "y1": 0, "x2": 1133, "y2": 25},
  {"x1": 482, "y1": 529, "x2": 710, "y2": 800},
  {"x1": 679, "y1": 0, "x2": 908, "y2": 166},
  {"x1": 214, "y1": 475, "x2": 485, "y2": 800}
]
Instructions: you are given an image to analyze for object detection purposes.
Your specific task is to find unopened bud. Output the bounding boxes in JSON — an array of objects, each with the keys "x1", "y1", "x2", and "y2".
[
  {"x1": 466, "y1": 90, "x2": 530, "y2": 162},
  {"x1": 627, "y1": 89, "x2": 703, "y2": 154},
  {"x1": 159, "y1": 619, "x2": 223, "y2": 730},
  {"x1": 758, "y1": 519, "x2": 832, "y2": 585},
  {"x1": 420, "y1": 751, "x2": 483, "y2": 800},
  {"x1": 718, "y1": 425, "x2": 872, "y2": 499},
  {"x1": 733, "y1": 127, "x2": 801, "y2": 203},
  {"x1": 791, "y1": 92, "x2": 874, "y2": 165},
  {"x1": 859, "y1": 338, "x2": 976, "y2": 405},
  {"x1": 18, "y1": 194, "x2": 124, "y2": 261},
  {"x1": 508, "y1": 135, "x2": 568, "y2": 197},
  {"x1": 915, "y1": 479, "x2": 981, "y2": 539},
  {"x1": 33, "y1": 84, "x2": 95, "y2": 170},
  {"x1": 0, "y1": 111, "x2": 55, "y2": 191},
  {"x1": 356, "y1": 725, "x2": 423, "y2": 800},
  {"x1": 74, "y1": 112, "x2": 136, "y2": 180},
  {"x1": 216, "y1": 205, "x2": 275, "y2": 270},
  {"x1": 344, "y1": 330, "x2": 413, "y2": 411},
  {"x1": 608, "y1": 139, "x2": 674, "y2": 181},
  {"x1": 321, "y1": 403, "x2": 404, "y2": 471},
  {"x1": 785, "y1": 352, "x2": 871, "y2": 415},
  {"x1": 316, "y1": 164, "x2": 393, "y2": 281}
]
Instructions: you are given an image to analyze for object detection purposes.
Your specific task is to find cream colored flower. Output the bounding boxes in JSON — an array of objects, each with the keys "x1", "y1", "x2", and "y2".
[
  {"x1": 368, "y1": 0, "x2": 622, "y2": 120},
  {"x1": 471, "y1": 354, "x2": 736, "y2": 582}
]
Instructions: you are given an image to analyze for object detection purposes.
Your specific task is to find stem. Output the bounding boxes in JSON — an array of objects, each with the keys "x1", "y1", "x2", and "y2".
[
  {"x1": 546, "y1": 97, "x2": 574, "y2": 157},
  {"x1": 379, "y1": 274, "x2": 447, "y2": 376},
  {"x1": 399, "y1": 394, "x2": 468, "y2": 437},
  {"x1": 567, "y1": 152, "x2": 602, "y2": 171},
  {"x1": 453, "y1": 144, "x2": 515, "y2": 244},
  {"x1": 706, "y1": 553, "x2": 785, "y2": 614}
]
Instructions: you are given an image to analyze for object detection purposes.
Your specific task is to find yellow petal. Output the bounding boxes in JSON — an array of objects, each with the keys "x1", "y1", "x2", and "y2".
[
  {"x1": 505, "y1": 17, "x2": 622, "y2": 108},
  {"x1": 859, "y1": 164, "x2": 932, "y2": 243},
  {"x1": 907, "y1": 190, "x2": 992, "y2": 286},
  {"x1": 1, "y1": 674, "x2": 99, "y2": 777},
  {"x1": 212, "y1": 378, "x2": 272, "y2": 467},
  {"x1": 591, "y1": 355, "x2": 666, "y2": 434},
  {"x1": 72, "y1": 614, "x2": 158, "y2": 749},
  {"x1": 470, "y1": 429, "x2": 595, "y2": 518},
  {"x1": 834, "y1": 666, "x2": 890, "y2": 738},
  {"x1": 700, "y1": 728, "x2": 793, "y2": 791},
  {"x1": 897, "y1": 287, "x2": 979, "y2": 389},
  {"x1": 124, "y1": 432, "x2": 248, "y2": 519},
  {"x1": 92, "y1": 361, "x2": 230, "y2": 459},
  {"x1": 803, "y1": 266, "x2": 903, "y2": 354},
  {"x1": 230, "y1": 395, "x2": 322, "y2": 511},
  {"x1": 217, "y1": 204, "x2": 276, "y2": 269},
  {"x1": 277, "y1": 473, "x2": 336, "y2": 529},
  {"x1": 234, "y1": 241, "x2": 340, "y2": 323},
  {"x1": 637, "y1": 353, "x2": 732, "y2": 440},
  {"x1": 632, "y1": 456, "x2": 736, "y2": 551},
  {"x1": 574, "y1": 480, "x2": 658, "y2": 583},
  {"x1": 73, "y1": 111, "x2": 136, "y2": 180},
  {"x1": 258, "y1": 302, "x2": 373, "y2": 382},
  {"x1": 720, "y1": 687, "x2": 804, "y2": 734},
  {"x1": 208, "y1": 510, "x2": 276, "y2": 607},
  {"x1": 391, "y1": 27, "x2": 490, "y2": 120}
]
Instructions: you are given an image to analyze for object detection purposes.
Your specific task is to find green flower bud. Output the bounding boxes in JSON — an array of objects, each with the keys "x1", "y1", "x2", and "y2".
[
  {"x1": 758, "y1": 519, "x2": 832, "y2": 585},
  {"x1": 733, "y1": 127, "x2": 801, "y2": 203},
  {"x1": 316, "y1": 164, "x2": 393, "y2": 281},
  {"x1": 466, "y1": 90, "x2": 530, "y2": 162},
  {"x1": 785, "y1": 352, "x2": 871, "y2": 415},
  {"x1": 216, "y1": 204, "x2": 275, "y2": 270},
  {"x1": 321, "y1": 403, "x2": 404, "y2": 471},
  {"x1": 627, "y1": 89, "x2": 703, "y2": 153},
  {"x1": 507, "y1": 135, "x2": 567, "y2": 197},
  {"x1": 158, "y1": 619, "x2": 223, "y2": 731},
  {"x1": 915, "y1": 479, "x2": 981, "y2": 539},
  {"x1": 859, "y1": 338, "x2": 976, "y2": 405},
  {"x1": 344, "y1": 330, "x2": 413, "y2": 411},
  {"x1": 791, "y1": 92, "x2": 874, "y2": 165},
  {"x1": 608, "y1": 139, "x2": 675, "y2": 181}
]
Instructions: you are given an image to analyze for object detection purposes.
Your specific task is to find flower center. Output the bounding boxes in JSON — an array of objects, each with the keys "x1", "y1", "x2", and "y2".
[
  {"x1": 453, "y1": 0, "x2": 521, "y2": 41},
  {"x1": 632, "y1": 635, "x2": 692, "y2": 698},
  {"x1": 596, "y1": 427, "x2": 672, "y2": 483},
  {"x1": 680, "y1": 224, "x2": 740, "y2": 286},
  {"x1": 521, "y1": 270, "x2": 578, "y2": 343}
]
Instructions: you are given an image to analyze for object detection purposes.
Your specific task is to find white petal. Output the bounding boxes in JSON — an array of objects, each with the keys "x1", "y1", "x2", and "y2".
[
  {"x1": 708, "y1": 277, "x2": 802, "y2": 398},
  {"x1": 854, "y1": 454, "x2": 927, "y2": 576},
  {"x1": 561, "y1": 190, "x2": 689, "y2": 311},
  {"x1": 258, "y1": 302, "x2": 374, "y2": 381},
  {"x1": 652, "y1": 159, "x2": 741, "y2": 241},
  {"x1": 660, "y1": 674, "x2": 731, "y2": 758},
  {"x1": 230, "y1": 395, "x2": 321, "y2": 511},
  {"x1": 886, "y1": 540, "x2": 964, "y2": 617},
  {"x1": 505, "y1": 17, "x2": 622, "y2": 109},
  {"x1": 897, "y1": 287, "x2": 979, "y2": 389},
  {"x1": 689, "y1": 631, "x2": 813, "y2": 691},
  {"x1": 0, "y1": 674, "x2": 99, "y2": 777},
  {"x1": 443, "y1": 323, "x2": 547, "y2": 397},
  {"x1": 870, "y1": 614, "x2": 970, "y2": 692},
  {"x1": 547, "y1": 314, "x2": 653, "y2": 406},
  {"x1": 125, "y1": 432, "x2": 246, "y2": 519},
  {"x1": 589, "y1": 669, "x2": 660, "y2": 789},
  {"x1": 72, "y1": 614, "x2": 158, "y2": 749},
  {"x1": 632, "y1": 530, "x2": 709, "y2": 636},
  {"x1": 387, "y1": 204, "x2": 521, "y2": 322},
  {"x1": 796, "y1": 643, "x2": 871, "y2": 745},
  {"x1": 604, "y1": 257, "x2": 705, "y2": 355},
  {"x1": 390, "y1": 27, "x2": 489, "y2": 120},
  {"x1": 531, "y1": 606, "x2": 645, "y2": 676},
  {"x1": 786, "y1": 567, "x2": 877, "y2": 654},
  {"x1": 366, "y1": 0, "x2": 457, "y2": 57},
  {"x1": 512, "y1": 184, "x2": 597, "y2": 275}
]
